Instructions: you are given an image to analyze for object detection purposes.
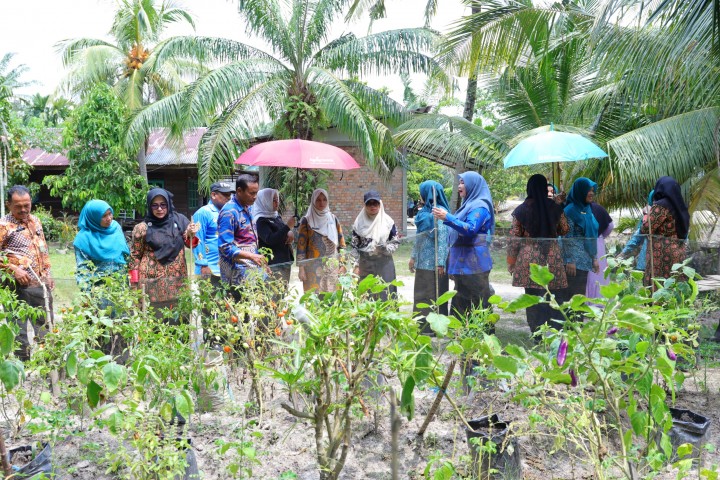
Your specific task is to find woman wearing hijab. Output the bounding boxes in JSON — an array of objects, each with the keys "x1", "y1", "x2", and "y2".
[
  {"x1": 410, "y1": 181, "x2": 450, "y2": 328},
  {"x1": 74, "y1": 199, "x2": 130, "y2": 291},
  {"x1": 296, "y1": 188, "x2": 346, "y2": 293},
  {"x1": 507, "y1": 174, "x2": 569, "y2": 336},
  {"x1": 641, "y1": 176, "x2": 690, "y2": 286},
  {"x1": 562, "y1": 177, "x2": 600, "y2": 299},
  {"x1": 254, "y1": 188, "x2": 295, "y2": 285},
  {"x1": 586, "y1": 201, "x2": 614, "y2": 299},
  {"x1": 351, "y1": 190, "x2": 400, "y2": 300},
  {"x1": 432, "y1": 171, "x2": 495, "y2": 322},
  {"x1": 128, "y1": 188, "x2": 199, "y2": 312}
]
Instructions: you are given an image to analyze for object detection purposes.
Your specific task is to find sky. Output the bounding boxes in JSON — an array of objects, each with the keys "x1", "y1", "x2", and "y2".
[{"x1": 2, "y1": 0, "x2": 469, "y2": 103}]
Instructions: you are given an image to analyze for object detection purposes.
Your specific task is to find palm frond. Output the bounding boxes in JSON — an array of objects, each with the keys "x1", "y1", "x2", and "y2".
[
  {"x1": 176, "y1": 59, "x2": 288, "y2": 124},
  {"x1": 56, "y1": 39, "x2": 121, "y2": 67},
  {"x1": 303, "y1": 0, "x2": 348, "y2": 57},
  {"x1": 309, "y1": 66, "x2": 384, "y2": 171},
  {"x1": 57, "y1": 45, "x2": 124, "y2": 96},
  {"x1": 394, "y1": 113, "x2": 509, "y2": 168},
  {"x1": 198, "y1": 77, "x2": 288, "y2": 190},
  {"x1": 342, "y1": 80, "x2": 410, "y2": 127},
  {"x1": 152, "y1": 36, "x2": 276, "y2": 69},
  {"x1": 607, "y1": 107, "x2": 720, "y2": 206},
  {"x1": 237, "y1": 0, "x2": 296, "y2": 65},
  {"x1": 314, "y1": 28, "x2": 447, "y2": 82}
]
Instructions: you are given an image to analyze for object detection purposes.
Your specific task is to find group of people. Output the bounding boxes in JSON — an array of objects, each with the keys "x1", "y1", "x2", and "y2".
[
  {"x1": 409, "y1": 173, "x2": 694, "y2": 340},
  {"x1": 0, "y1": 170, "x2": 709, "y2": 359}
]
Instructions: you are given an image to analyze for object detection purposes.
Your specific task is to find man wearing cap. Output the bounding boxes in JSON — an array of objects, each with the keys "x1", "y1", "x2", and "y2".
[{"x1": 192, "y1": 181, "x2": 234, "y2": 280}]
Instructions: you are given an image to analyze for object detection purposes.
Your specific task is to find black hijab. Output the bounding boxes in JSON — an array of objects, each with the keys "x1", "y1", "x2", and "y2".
[
  {"x1": 590, "y1": 202, "x2": 612, "y2": 234},
  {"x1": 144, "y1": 188, "x2": 190, "y2": 265},
  {"x1": 652, "y1": 176, "x2": 690, "y2": 239},
  {"x1": 512, "y1": 174, "x2": 563, "y2": 238}
]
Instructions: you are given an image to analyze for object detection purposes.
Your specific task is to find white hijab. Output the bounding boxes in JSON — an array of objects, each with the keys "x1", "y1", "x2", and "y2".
[
  {"x1": 305, "y1": 189, "x2": 338, "y2": 246},
  {"x1": 253, "y1": 188, "x2": 278, "y2": 221},
  {"x1": 353, "y1": 199, "x2": 394, "y2": 251}
]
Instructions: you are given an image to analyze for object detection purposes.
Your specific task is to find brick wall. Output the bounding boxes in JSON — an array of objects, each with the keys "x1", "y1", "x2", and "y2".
[{"x1": 327, "y1": 147, "x2": 406, "y2": 236}]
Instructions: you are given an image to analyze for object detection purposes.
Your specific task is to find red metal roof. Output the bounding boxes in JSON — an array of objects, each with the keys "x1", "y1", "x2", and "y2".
[{"x1": 22, "y1": 148, "x2": 69, "y2": 167}]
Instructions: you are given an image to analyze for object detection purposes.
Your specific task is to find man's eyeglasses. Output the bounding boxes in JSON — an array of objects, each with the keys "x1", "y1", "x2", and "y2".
[{"x1": 151, "y1": 203, "x2": 168, "y2": 210}]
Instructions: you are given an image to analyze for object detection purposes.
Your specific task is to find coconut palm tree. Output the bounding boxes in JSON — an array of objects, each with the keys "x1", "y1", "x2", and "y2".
[
  {"x1": 401, "y1": 1, "x2": 617, "y2": 177},
  {"x1": 59, "y1": 0, "x2": 247, "y2": 179},
  {"x1": 126, "y1": 0, "x2": 446, "y2": 190},
  {"x1": 582, "y1": 0, "x2": 720, "y2": 219}
]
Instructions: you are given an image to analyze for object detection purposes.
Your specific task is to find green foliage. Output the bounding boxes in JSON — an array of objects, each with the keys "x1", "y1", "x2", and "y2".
[
  {"x1": 126, "y1": 0, "x2": 445, "y2": 190},
  {"x1": 263, "y1": 273, "x2": 427, "y2": 480},
  {"x1": 32, "y1": 205, "x2": 77, "y2": 244},
  {"x1": 43, "y1": 84, "x2": 147, "y2": 212},
  {"x1": 475, "y1": 262, "x2": 703, "y2": 479}
]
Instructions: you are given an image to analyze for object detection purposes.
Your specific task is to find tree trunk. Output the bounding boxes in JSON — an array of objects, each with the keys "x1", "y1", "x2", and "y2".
[
  {"x1": 450, "y1": 2, "x2": 480, "y2": 210},
  {"x1": 137, "y1": 136, "x2": 148, "y2": 181},
  {"x1": 462, "y1": 75, "x2": 478, "y2": 123}
]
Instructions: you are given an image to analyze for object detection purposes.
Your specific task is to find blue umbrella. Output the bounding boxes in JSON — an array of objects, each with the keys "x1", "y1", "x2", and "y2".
[{"x1": 503, "y1": 130, "x2": 608, "y2": 169}]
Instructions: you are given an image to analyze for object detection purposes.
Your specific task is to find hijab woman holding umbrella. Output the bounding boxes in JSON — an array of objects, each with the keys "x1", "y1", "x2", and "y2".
[
  {"x1": 432, "y1": 171, "x2": 495, "y2": 325},
  {"x1": 254, "y1": 188, "x2": 295, "y2": 285},
  {"x1": 410, "y1": 181, "x2": 450, "y2": 331},
  {"x1": 508, "y1": 174, "x2": 569, "y2": 337}
]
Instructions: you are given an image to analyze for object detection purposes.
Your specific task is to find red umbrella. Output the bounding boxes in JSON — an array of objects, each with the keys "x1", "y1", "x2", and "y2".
[{"x1": 235, "y1": 139, "x2": 360, "y2": 216}]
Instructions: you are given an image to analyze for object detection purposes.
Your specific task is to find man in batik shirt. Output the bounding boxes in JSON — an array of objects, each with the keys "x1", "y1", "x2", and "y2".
[
  {"x1": 0, "y1": 185, "x2": 54, "y2": 360},
  {"x1": 218, "y1": 174, "x2": 265, "y2": 294}
]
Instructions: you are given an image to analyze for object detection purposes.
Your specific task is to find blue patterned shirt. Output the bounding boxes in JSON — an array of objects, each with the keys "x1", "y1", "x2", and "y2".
[
  {"x1": 218, "y1": 197, "x2": 259, "y2": 283},
  {"x1": 561, "y1": 214, "x2": 596, "y2": 272},
  {"x1": 411, "y1": 223, "x2": 449, "y2": 270},
  {"x1": 74, "y1": 247, "x2": 127, "y2": 291},
  {"x1": 443, "y1": 207, "x2": 493, "y2": 275}
]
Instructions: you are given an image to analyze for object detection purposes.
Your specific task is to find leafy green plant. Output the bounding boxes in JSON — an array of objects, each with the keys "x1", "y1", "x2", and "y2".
[
  {"x1": 471, "y1": 261, "x2": 702, "y2": 479},
  {"x1": 43, "y1": 83, "x2": 147, "y2": 212},
  {"x1": 32, "y1": 276, "x2": 198, "y2": 479},
  {"x1": 263, "y1": 273, "x2": 425, "y2": 480}
]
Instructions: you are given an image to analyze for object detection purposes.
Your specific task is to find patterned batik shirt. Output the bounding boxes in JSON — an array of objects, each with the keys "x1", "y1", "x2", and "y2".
[
  {"x1": 218, "y1": 196, "x2": 259, "y2": 284},
  {"x1": 0, "y1": 214, "x2": 52, "y2": 287}
]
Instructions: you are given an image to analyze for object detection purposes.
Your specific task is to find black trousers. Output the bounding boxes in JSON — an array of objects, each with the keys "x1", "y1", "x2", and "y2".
[
  {"x1": 13, "y1": 285, "x2": 53, "y2": 361},
  {"x1": 358, "y1": 255, "x2": 397, "y2": 301},
  {"x1": 564, "y1": 269, "x2": 589, "y2": 321},
  {"x1": 524, "y1": 287, "x2": 567, "y2": 341},
  {"x1": 451, "y1": 271, "x2": 493, "y2": 333}
]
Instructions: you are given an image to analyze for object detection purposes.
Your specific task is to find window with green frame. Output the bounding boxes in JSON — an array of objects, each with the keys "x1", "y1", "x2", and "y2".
[{"x1": 188, "y1": 179, "x2": 199, "y2": 209}]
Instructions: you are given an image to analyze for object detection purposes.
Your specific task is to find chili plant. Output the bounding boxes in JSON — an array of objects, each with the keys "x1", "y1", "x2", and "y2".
[{"x1": 262, "y1": 274, "x2": 426, "y2": 480}]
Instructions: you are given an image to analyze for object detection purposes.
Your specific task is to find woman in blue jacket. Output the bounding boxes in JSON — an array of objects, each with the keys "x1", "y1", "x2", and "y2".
[{"x1": 432, "y1": 171, "x2": 494, "y2": 324}]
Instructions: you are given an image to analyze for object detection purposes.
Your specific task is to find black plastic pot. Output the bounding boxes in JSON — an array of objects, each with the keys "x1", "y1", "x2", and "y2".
[
  {"x1": 5, "y1": 442, "x2": 53, "y2": 479},
  {"x1": 465, "y1": 415, "x2": 522, "y2": 480},
  {"x1": 665, "y1": 407, "x2": 711, "y2": 462}
]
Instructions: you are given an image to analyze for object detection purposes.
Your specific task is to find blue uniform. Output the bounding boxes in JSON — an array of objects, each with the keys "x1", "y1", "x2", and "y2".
[{"x1": 192, "y1": 202, "x2": 221, "y2": 276}]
